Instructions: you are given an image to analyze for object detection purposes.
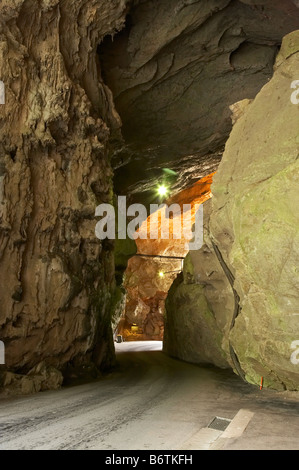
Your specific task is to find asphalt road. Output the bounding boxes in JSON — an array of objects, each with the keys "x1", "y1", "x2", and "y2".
[{"x1": 0, "y1": 341, "x2": 298, "y2": 450}]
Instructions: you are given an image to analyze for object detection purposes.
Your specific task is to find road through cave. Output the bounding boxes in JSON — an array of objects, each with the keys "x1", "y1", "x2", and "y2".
[{"x1": 0, "y1": 341, "x2": 298, "y2": 451}]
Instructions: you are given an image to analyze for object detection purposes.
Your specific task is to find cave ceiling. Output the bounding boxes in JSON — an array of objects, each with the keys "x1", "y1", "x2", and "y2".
[{"x1": 99, "y1": 0, "x2": 299, "y2": 203}]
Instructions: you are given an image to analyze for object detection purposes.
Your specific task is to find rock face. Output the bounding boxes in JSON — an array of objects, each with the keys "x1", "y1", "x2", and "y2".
[
  {"x1": 0, "y1": 0, "x2": 129, "y2": 390},
  {"x1": 100, "y1": 0, "x2": 299, "y2": 199},
  {"x1": 1, "y1": 362, "x2": 63, "y2": 397},
  {"x1": 119, "y1": 174, "x2": 213, "y2": 341},
  {"x1": 121, "y1": 256, "x2": 168, "y2": 341},
  {"x1": 210, "y1": 30, "x2": 299, "y2": 390},
  {"x1": 164, "y1": 31, "x2": 299, "y2": 390}
]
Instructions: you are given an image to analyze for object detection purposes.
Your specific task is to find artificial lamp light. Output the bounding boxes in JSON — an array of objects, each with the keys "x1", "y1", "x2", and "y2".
[
  {"x1": 157, "y1": 184, "x2": 168, "y2": 197},
  {"x1": 158, "y1": 271, "x2": 165, "y2": 278}
]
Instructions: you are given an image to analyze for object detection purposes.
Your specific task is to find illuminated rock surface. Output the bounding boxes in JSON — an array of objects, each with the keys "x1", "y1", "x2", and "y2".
[{"x1": 119, "y1": 174, "x2": 213, "y2": 341}]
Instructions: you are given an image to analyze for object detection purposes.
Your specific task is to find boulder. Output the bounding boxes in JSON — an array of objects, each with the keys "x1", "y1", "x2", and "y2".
[
  {"x1": 210, "y1": 30, "x2": 299, "y2": 390},
  {"x1": 165, "y1": 30, "x2": 299, "y2": 390}
]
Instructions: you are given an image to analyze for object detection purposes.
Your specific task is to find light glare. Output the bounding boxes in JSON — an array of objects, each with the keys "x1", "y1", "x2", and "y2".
[{"x1": 157, "y1": 184, "x2": 168, "y2": 197}]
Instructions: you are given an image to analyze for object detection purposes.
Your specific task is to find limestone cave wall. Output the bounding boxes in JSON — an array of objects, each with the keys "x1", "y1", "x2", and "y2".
[{"x1": 0, "y1": 0, "x2": 129, "y2": 394}]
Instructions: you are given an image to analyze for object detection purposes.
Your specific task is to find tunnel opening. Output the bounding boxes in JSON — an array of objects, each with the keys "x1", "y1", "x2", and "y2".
[
  {"x1": 113, "y1": 173, "x2": 215, "y2": 343},
  {"x1": 95, "y1": 0, "x2": 299, "y2": 392}
]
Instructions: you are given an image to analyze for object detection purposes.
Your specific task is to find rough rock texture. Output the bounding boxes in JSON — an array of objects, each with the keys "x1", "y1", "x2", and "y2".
[
  {"x1": 100, "y1": 0, "x2": 299, "y2": 199},
  {"x1": 210, "y1": 30, "x2": 299, "y2": 390},
  {"x1": 165, "y1": 30, "x2": 299, "y2": 390},
  {"x1": 121, "y1": 255, "x2": 176, "y2": 341},
  {"x1": 119, "y1": 174, "x2": 213, "y2": 341},
  {"x1": 0, "y1": 0, "x2": 129, "y2": 390},
  {"x1": 0, "y1": 361, "x2": 63, "y2": 397}
]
